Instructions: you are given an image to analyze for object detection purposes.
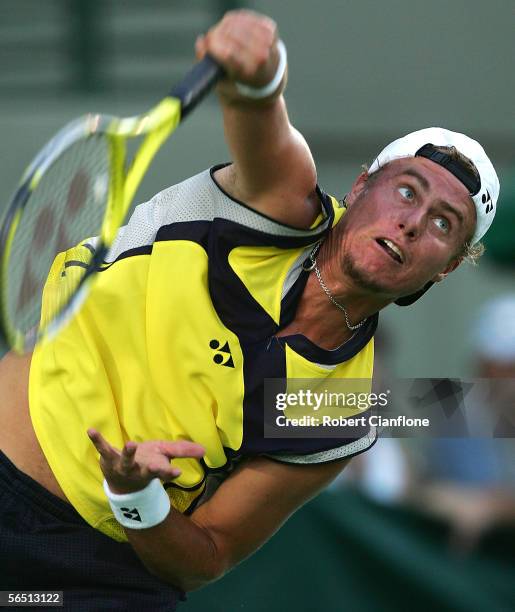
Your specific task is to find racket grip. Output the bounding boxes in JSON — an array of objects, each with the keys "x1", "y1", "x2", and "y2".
[{"x1": 170, "y1": 55, "x2": 225, "y2": 119}]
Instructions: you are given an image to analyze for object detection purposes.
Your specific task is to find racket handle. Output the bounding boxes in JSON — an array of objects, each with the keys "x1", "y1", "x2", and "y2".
[{"x1": 170, "y1": 55, "x2": 225, "y2": 119}]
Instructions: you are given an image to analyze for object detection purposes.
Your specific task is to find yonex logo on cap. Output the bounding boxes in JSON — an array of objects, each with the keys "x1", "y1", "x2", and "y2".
[{"x1": 482, "y1": 190, "x2": 493, "y2": 214}]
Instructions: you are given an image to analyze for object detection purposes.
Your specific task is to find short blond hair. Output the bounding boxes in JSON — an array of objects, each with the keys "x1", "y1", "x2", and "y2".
[{"x1": 459, "y1": 240, "x2": 484, "y2": 265}]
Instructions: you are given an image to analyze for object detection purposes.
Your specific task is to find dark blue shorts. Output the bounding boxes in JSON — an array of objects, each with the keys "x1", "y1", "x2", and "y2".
[{"x1": 0, "y1": 450, "x2": 183, "y2": 611}]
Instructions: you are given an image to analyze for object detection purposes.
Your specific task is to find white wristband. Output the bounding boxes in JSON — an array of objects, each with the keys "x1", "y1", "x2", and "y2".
[
  {"x1": 235, "y1": 39, "x2": 287, "y2": 99},
  {"x1": 103, "y1": 478, "x2": 171, "y2": 529}
]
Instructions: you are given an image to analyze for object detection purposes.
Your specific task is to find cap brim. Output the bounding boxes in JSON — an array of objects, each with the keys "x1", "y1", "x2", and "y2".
[{"x1": 394, "y1": 281, "x2": 434, "y2": 306}]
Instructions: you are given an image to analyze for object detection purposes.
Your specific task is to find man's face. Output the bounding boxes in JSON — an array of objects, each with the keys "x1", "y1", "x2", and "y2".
[{"x1": 338, "y1": 157, "x2": 477, "y2": 300}]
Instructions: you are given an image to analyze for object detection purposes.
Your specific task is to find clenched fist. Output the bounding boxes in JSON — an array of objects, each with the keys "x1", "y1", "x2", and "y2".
[{"x1": 195, "y1": 10, "x2": 285, "y2": 100}]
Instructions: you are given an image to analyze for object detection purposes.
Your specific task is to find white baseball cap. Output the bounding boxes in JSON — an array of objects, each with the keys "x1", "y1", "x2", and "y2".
[{"x1": 368, "y1": 127, "x2": 500, "y2": 244}]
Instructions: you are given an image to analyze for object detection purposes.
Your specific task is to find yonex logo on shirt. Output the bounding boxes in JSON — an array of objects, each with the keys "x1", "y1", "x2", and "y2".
[{"x1": 209, "y1": 339, "x2": 234, "y2": 368}]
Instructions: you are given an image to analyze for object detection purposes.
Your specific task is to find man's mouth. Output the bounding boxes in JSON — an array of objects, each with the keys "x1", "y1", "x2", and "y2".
[{"x1": 375, "y1": 238, "x2": 404, "y2": 264}]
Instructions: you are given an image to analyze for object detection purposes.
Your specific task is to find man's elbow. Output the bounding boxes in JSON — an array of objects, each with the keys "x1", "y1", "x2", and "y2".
[
  {"x1": 145, "y1": 557, "x2": 226, "y2": 593},
  {"x1": 142, "y1": 532, "x2": 229, "y2": 592}
]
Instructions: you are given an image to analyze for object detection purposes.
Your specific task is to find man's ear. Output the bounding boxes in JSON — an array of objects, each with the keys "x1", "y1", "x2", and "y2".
[
  {"x1": 345, "y1": 171, "x2": 369, "y2": 207},
  {"x1": 432, "y1": 257, "x2": 463, "y2": 283}
]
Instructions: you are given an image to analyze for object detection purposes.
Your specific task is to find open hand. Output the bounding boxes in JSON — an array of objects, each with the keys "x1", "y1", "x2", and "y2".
[{"x1": 87, "y1": 428, "x2": 205, "y2": 494}]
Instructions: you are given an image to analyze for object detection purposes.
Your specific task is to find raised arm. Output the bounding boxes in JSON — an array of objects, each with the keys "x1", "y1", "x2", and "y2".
[
  {"x1": 87, "y1": 429, "x2": 349, "y2": 592},
  {"x1": 196, "y1": 10, "x2": 319, "y2": 228}
]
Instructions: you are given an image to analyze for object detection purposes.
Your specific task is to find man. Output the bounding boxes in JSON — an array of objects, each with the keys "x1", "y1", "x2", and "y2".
[{"x1": 0, "y1": 9, "x2": 499, "y2": 610}]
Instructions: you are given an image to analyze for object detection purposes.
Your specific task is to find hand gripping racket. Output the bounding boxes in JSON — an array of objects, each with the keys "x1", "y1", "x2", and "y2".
[{"x1": 0, "y1": 56, "x2": 223, "y2": 354}]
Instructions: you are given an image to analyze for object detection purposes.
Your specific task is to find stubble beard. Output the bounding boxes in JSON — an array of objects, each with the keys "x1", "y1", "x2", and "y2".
[{"x1": 341, "y1": 250, "x2": 393, "y2": 295}]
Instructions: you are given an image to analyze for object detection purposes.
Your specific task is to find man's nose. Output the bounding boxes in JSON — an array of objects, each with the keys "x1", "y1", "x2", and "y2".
[{"x1": 397, "y1": 208, "x2": 426, "y2": 239}]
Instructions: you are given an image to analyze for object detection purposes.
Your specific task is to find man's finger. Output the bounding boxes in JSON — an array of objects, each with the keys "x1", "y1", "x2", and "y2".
[
  {"x1": 87, "y1": 428, "x2": 119, "y2": 460},
  {"x1": 158, "y1": 440, "x2": 205, "y2": 459},
  {"x1": 120, "y1": 441, "x2": 137, "y2": 469},
  {"x1": 147, "y1": 462, "x2": 182, "y2": 481},
  {"x1": 195, "y1": 34, "x2": 206, "y2": 60}
]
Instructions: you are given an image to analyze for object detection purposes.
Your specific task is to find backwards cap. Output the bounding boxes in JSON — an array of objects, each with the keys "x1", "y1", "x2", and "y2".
[
  {"x1": 368, "y1": 127, "x2": 500, "y2": 244},
  {"x1": 367, "y1": 127, "x2": 500, "y2": 306}
]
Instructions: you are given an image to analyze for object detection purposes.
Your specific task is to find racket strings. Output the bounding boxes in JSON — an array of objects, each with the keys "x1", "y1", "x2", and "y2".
[{"x1": 7, "y1": 135, "x2": 110, "y2": 337}]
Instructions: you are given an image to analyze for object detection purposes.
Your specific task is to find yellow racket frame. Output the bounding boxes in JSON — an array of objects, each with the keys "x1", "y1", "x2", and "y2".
[{"x1": 0, "y1": 55, "x2": 222, "y2": 353}]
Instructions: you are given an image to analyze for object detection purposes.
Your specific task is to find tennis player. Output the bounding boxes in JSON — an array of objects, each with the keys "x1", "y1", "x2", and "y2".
[{"x1": 0, "y1": 9, "x2": 499, "y2": 610}]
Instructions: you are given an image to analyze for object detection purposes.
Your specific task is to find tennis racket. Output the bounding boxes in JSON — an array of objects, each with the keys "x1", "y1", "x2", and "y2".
[{"x1": 0, "y1": 55, "x2": 223, "y2": 354}]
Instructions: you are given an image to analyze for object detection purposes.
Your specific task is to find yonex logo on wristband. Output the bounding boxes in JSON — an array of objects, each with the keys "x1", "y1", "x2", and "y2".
[
  {"x1": 104, "y1": 478, "x2": 171, "y2": 529},
  {"x1": 120, "y1": 507, "x2": 142, "y2": 522}
]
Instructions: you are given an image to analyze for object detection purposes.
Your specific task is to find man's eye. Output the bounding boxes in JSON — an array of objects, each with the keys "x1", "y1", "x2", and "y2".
[
  {"x1": 398, "y1": 186, "x2": 414, "y2": 200},
  {"x1": 433, "y1": 217, "x2": 449, "y2": 232}
]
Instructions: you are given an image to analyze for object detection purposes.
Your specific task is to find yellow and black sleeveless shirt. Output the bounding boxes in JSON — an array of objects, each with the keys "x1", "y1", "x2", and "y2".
[{"x1": 29, "y1": 164, "x2": 378, "y2": 542}]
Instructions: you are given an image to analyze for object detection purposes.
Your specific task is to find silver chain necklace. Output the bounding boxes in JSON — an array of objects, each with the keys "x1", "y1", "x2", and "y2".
[{"x1": 302, "y1": 241, "x2": 366, "y2": 331}]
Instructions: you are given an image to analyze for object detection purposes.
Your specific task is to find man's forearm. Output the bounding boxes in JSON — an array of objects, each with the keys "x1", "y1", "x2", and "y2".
[
  {"x1": 124, "y1": 507, "x2": 224, "y2": 592},
  {"x1": 86, "y1": 430, "x2": 221, "y2": 591},
  {"x1": 196, "y1": 11, "x2": 317, "y2": 221}
]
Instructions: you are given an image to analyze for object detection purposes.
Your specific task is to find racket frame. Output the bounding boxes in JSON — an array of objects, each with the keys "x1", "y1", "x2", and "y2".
[{"x1": 0, "y1": 56, "x2": 222, "y2": 353}]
